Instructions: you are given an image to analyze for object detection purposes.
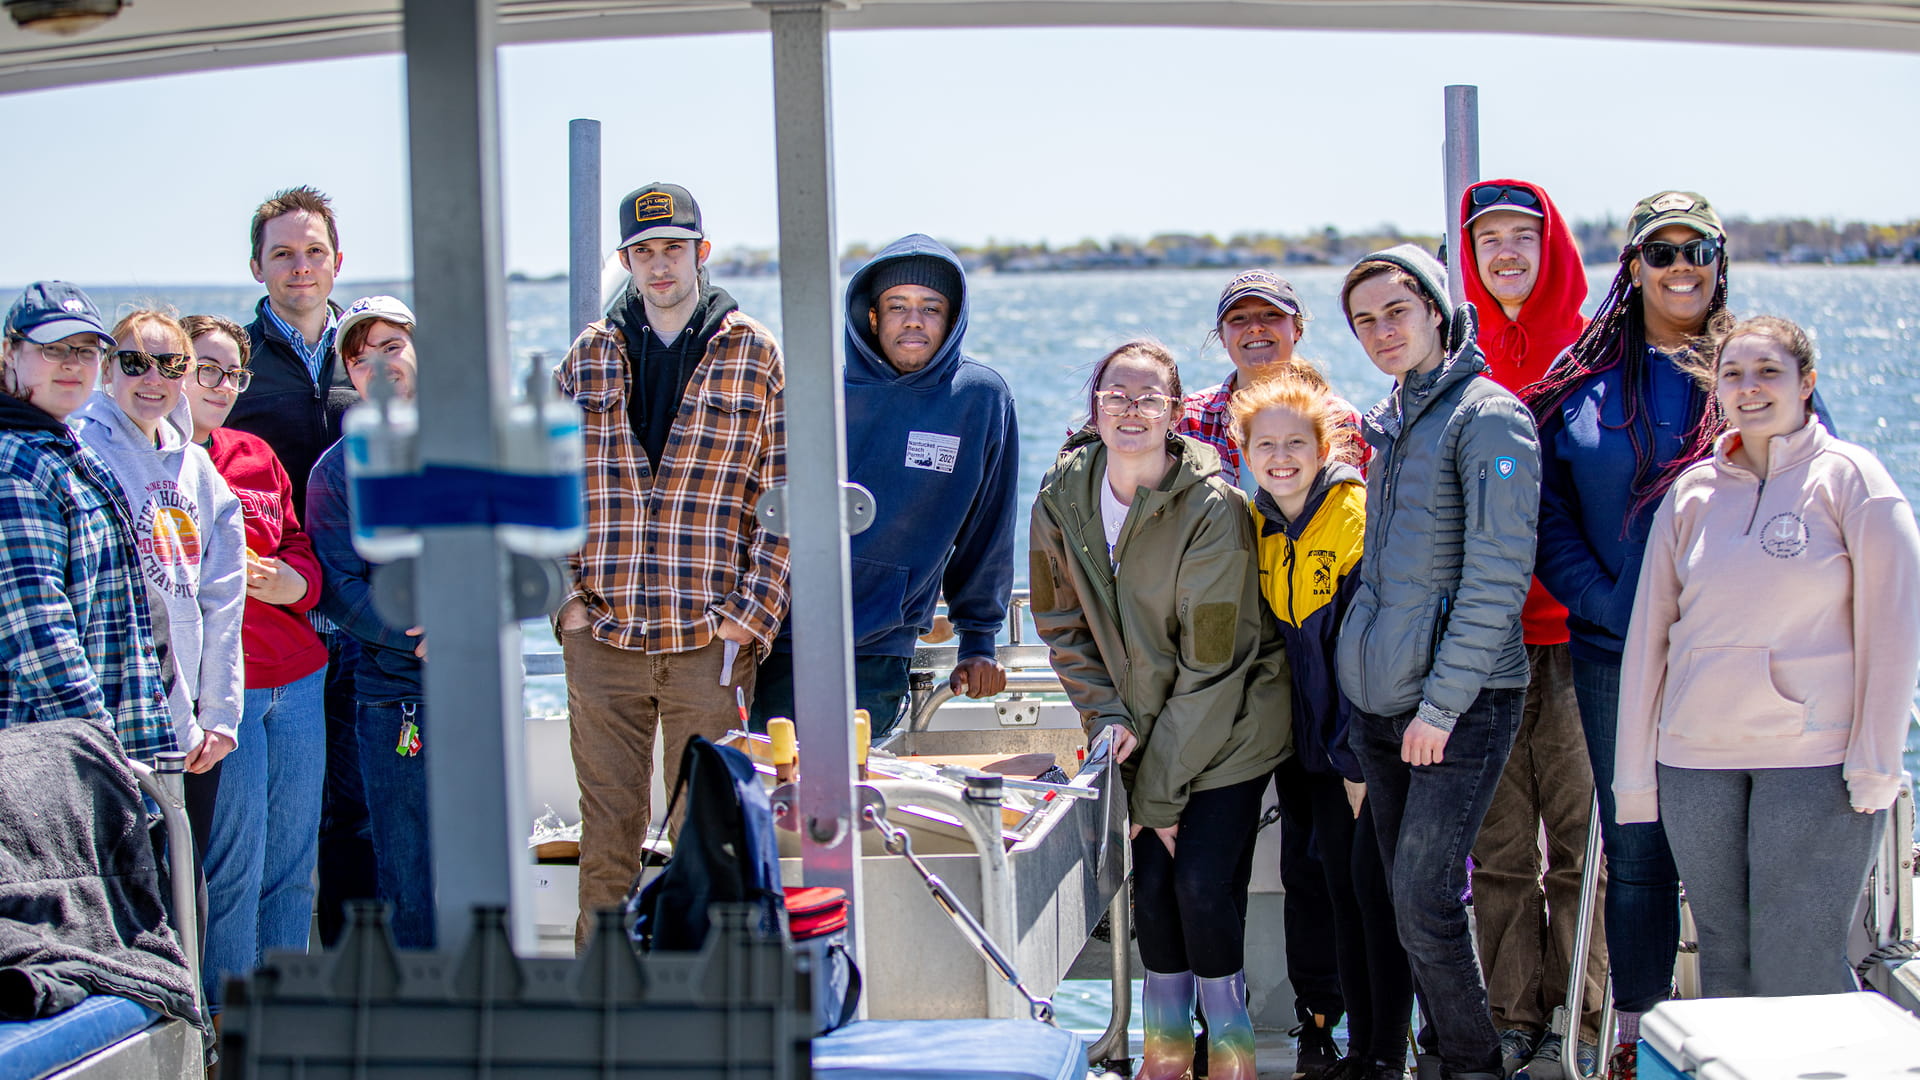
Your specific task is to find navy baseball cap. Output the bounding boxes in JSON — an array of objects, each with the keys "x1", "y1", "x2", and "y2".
[
  {"x1": 5, "y1": 281, "x2": 115, "y2": 348},
  {"x1": 617, "y1": 182, "x2": 704, "y2": 249},
  {"x1": 1216, "y1": 269, "x2": 1306, "y2": 324}
]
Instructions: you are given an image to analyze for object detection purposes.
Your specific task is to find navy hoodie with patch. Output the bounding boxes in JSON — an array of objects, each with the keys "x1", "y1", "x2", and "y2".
[{"x1": 777, "y1": 235, "x2": 1018, "y2": 661}]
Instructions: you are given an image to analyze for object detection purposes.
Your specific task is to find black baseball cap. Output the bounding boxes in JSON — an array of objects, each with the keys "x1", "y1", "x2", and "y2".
[
  {"x1": 1216, "y1": 269, "x2": 1306, "y2": 324},
  {"x1": 1465, "y1": 182, "x2": 1546, "y2": 229},
  {"x1": 5, "y1": 281, "x2": 115, "y2": 348},
  {"x1": 617, "y1": 182, "x2": 704, "y2": 249}
]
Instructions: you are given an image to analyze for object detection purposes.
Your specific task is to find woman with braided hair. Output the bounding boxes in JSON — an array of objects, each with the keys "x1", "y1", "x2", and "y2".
[{"x1": 1525, "y1": 191, "x2": 1825, "y2": 1080}]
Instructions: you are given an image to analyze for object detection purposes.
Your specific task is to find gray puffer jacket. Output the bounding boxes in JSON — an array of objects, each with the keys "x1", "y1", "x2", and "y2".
[{"x1": 1335, "y1": 245, "x2": 1541, "y2": 718}]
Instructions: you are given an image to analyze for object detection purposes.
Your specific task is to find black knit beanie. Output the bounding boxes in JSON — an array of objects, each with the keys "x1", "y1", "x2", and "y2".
[{"x1": 866, "y1": 255, "x2": 962, "y2": 311}]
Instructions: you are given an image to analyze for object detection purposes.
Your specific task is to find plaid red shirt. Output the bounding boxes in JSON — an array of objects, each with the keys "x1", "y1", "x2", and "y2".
[
  {"x1": 556, "y1": 312, "x2": 790, "y2": 654},
  {"x1": 1178, "y1": 372, "x2": 1371, "y2": 483}
]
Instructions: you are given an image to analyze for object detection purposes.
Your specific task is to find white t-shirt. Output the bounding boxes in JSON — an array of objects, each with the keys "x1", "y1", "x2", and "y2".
[{"x1": 1099, "y1": 467, "x2": 1130, "y2": 566}]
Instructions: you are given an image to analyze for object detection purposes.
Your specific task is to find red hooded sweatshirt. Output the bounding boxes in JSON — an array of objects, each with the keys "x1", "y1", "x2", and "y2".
[
  {"x1": 1459, "y1": 178, "x2": 1587, "y2": 645},
  {"x1": 206, "y1": 427, "x2": 328, "y2": 688}
]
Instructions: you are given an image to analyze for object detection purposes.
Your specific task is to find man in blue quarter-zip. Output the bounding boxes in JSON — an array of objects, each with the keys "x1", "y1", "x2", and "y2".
[{"x1": 751, "y1": 236, "x2": 1019, "y2": 739}]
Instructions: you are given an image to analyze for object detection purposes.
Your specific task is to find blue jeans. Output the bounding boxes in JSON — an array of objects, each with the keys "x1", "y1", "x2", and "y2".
[
  {"x1": 357, "y1": 700, "x2": 435, "y2": 949},
  {"x1": 202, "y1": 667, "x2": 326, "y2": 1009},
  {"x1": 1351, "y1": 687, "x2": 1521, "y2": 1077},
  {"x1": 749, "y1": 651, "x2": 912, "y2": 740},
  {"x1": 1570, "y1": 654, "x2": 1679, "y2": 1014}
]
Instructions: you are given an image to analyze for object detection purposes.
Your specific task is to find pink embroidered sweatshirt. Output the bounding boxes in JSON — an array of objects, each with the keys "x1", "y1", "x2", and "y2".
[{"x1": 1615, "y1": 419, "x2": 1920, "y2": 822}]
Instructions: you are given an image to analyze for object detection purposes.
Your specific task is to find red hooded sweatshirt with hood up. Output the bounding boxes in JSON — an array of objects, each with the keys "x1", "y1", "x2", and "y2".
[{"x1": 1459, "y1": 178, "x2": 1587, "y2": 645}]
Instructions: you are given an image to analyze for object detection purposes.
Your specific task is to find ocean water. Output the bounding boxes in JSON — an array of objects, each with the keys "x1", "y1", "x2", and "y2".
[{"x1": 82, "y1": 268, "x2": 1919, "y2": 1035}]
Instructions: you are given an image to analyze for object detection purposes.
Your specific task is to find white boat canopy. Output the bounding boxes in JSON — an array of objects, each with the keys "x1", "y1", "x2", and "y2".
[{"x1": 2, "y1": 0, "x2": 1919, "y2": 93}]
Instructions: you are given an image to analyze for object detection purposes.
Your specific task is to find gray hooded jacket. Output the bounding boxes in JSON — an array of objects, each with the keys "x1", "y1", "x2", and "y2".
[
  {"x1": 73, "y1": 390, "x2": 245, "y2": 754},
  {"x1": 1335, "y1": 245, "x2": 1541, "y2": 718}
]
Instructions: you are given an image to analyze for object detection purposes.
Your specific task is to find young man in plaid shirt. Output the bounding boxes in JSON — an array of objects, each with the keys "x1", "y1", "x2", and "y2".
[{"x1": 554, "y1": 183, "x2": 790, "y2": 949}]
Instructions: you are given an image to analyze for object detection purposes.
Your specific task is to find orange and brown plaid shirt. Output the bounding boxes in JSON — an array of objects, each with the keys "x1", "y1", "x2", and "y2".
[{"x1": 555, "y1": 311, "x2": 790, "y2": 654}]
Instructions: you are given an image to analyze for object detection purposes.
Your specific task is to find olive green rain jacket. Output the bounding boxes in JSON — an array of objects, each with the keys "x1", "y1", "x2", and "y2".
[{"x1": 1029, "y1": 429, "x2": 1292, "y2": 829}]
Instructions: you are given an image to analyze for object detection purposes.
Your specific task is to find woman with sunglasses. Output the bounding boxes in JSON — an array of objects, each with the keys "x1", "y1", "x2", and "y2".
[
  {"x1": 1030, "y1": 340, "x2": 1290, "y2": 1080},
  {"x1": 73, "y1": 309, "x2": 247, "y2": 984},
  {"x1": 0, "y1": 283, "x2": 174, "y2": 766},
  {"x1": 176, "y1": 313, "x2": 329, "y2": 1010},
  {"x1": 1614, "y1": 315, "x2": 1920, "y2": 999},
  {"x1": 1522, "y1": 192, "x2": 1733, "y2": 1079}
]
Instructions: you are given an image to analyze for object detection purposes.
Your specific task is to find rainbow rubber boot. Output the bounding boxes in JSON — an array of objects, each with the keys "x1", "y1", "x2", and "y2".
[
  {"x1": 1196, "y1": 970, "x2": 1258, "y2": 1080},
  {"x1": 1139, "y1": 968, "x2": 1196, "y2": 1080}
]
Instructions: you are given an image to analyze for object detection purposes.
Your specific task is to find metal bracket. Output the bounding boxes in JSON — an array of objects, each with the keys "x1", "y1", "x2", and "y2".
[
  {"x1": 755, "y1": 481, "x2": 875, "y2": 537},
  {"x1": 994, "y1": 698, "x2": 1041, "y2": 727},
  {"x1": 371, "y1": 552, "x2": 570, "y2": 627}
]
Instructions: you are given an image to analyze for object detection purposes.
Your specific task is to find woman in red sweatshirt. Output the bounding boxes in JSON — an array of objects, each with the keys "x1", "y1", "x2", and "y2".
[
  {"x1": 185, "y1": 314, "x2": 330, "y2": 1005},
  {"x1": 1616, "y1": 315, "x2": 1920, "y2": 998}
]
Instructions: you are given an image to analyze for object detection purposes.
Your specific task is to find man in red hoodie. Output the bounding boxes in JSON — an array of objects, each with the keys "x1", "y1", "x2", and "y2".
[{"x1": 1459, "y1": 180, "x2": 1607, "y2": 1079}]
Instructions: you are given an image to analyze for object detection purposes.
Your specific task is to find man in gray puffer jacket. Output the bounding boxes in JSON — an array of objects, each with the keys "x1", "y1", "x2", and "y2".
[{"x1": 1335, "y1": 244, "x2": 1540, "y2": 1080}]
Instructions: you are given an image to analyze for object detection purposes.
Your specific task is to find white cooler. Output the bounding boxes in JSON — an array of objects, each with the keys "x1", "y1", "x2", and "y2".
[{"x1": 1640, "y1": 991, "x2": 1920, "y2": 1079}]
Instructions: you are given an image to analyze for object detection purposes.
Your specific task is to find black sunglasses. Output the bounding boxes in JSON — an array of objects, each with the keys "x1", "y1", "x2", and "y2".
[
  {"x1": 1469, "y1": 184, "x2": 1541, "y2": 209},
  {"x1": 1637, "y1": 238, "x2": 1721, "y2": 269},
  {"x1": 115, "y1": 350, "x2": 192, "y2": 380}
]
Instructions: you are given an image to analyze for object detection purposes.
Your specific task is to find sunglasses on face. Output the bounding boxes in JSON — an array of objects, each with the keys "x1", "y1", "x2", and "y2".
[
  {"x1": 115, "y1": 350, "x2": 191, "y2": 380},
  {"x1": 193, "y1": 362, "x2": 253, "y2": 392},
  {"x1": 1469, "y1": 184, "x2": 1541, "y2": 209},
  {"x1": 1637, "y1": 238, "x2": 1721, "y2": 269},
  {"x1": 1096, "y1": 390, "x2": 1172, "y2": 420}
]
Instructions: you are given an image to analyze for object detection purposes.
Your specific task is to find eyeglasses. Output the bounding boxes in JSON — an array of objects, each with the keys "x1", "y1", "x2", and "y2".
[
  {"x1": 193, "y1": 362, "x2": 253, "y2": 392},
  {"x1": 1096, "y1": 390, "x2": 1172, "y2": 419},
  {"x1": 1636, "y1": 238, "x2": 1721, "y2": 269},
  {"x1": 12, "y1": 337, "x2": 106, "y2": 365},
  {"x1": 1469, "y1": 184, "x2": 1541, "y2": 209},
  {"x1": 115, "y1": 350, "x2": 191, "y2": 380}
]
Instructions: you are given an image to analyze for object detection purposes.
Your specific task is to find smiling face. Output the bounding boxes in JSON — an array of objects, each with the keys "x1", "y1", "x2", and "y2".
[
  {"x1": 1634, "y1": 223, "x2": 1719, "y2": 343},
  {"x1": 185, "y1": 330, "x2": 246, "y2": 438},
  {"x1": 344, "y1": 319, "x2": 418, "y2": 401},
  {"x1": 250, "y1": 210, "x2": 342, "y2": 323},
  {"x1": 1092, "y1": 351, "x2": 1176, "y2": 458},
  {"x1": 868, "y1": 284, "x2": 951, "y2": 374},
  {"x1": 1471, "y1": 210, "x2": 1543, "y2": 319},
  {"x1": 1219, "y1": 297, "x2": 1301, "y2": 376},
  {"x1": 1716, "y1": 332, "x2": 1814, "y2": 448},
  {"x1": 620, "y1": 236, "x2": 710, "y2": 319},
  {"x1": 1243, "y1": 404, "x2": 1324, "y2": 513},
  {"x1": 107, "y1": 321, "x2": 190, "y2": 441},
  {"x1": 4, "y1": 333, "x2": 106, "y2": 420},
  {"x1": 1347, "y1": 273, "x2": 1445, "y2": 383}
]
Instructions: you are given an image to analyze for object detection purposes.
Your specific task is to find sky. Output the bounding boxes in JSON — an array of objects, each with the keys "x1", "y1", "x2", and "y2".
[{"x1": 0, "y1": 25, "x2": 1916, "y2": 286}]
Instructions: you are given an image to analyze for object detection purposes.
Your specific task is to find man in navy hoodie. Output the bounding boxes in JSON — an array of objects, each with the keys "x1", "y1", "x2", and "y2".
[{"x1": 752, "y1": 236, "x2": 1018, "y2": 739}]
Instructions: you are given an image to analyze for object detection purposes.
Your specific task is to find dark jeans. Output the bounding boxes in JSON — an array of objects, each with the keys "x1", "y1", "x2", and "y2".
[
  {"x1": 1352, "y1": 687, "x2": 1521, "y2": 1077},
  {"x1": 1571, "y1": 653, "x2": 1680, "y2": 1014},
  {"x1": 1272, "y1": 753, "x2": 1346, "y2": 1025},
  {"x1": 1133, "y1": 774, "x2": 1269, "y2": 979},
  {"x1": 357, "y1": 700, "x2": 434, "y2": 949},
  {"x1": 317, "y1": 633, "x2": 377, "y2": 947},
  {"x1": 1284, "y1": 761, "x2": 1414, "y2": 1066},
  {"x1": 750, "y1": 650, "x2": 912, "y2": 740}
]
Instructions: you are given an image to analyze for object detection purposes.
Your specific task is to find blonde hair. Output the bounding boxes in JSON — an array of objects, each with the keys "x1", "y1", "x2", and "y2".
[
  {"x1": 108, "y1": 309, "x2": 191, "y2": 360},
  {"x1": 1229, "y1": 373, "x2": 1343, "y2": 459}
]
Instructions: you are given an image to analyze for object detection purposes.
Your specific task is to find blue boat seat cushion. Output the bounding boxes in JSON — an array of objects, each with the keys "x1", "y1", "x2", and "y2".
[
  {"x1": 813, "y1": 1018, "x2": 1087, "y2": 1080},
  {"x1": 0, "y1": 995, "x2": 156, "y2": 1080}
]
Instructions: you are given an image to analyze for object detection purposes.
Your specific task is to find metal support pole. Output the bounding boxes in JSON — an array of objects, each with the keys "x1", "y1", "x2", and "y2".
[
  {"x1": 568, "y1": 118, "x2": 603, "y2": 339},
  {"x1": 401, "y1": 0, "x2": 530, "y2": 953},
  {"x1": 1442, "y1": 84, "x2": 1480, "y2": 306},
  {"x1": 762, "y1": 0, "x2": 865, "y2": 969}
]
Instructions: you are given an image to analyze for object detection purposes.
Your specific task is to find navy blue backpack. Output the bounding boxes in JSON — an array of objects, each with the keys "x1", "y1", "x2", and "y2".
[{"x1": 626, "y1": 736, "x2": 784, "y2": 951}]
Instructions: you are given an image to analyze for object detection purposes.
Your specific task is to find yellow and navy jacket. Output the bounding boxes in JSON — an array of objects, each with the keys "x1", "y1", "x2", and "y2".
[{"x1": 1253, "y1": 463, "x2": 1366, "y2": 780}]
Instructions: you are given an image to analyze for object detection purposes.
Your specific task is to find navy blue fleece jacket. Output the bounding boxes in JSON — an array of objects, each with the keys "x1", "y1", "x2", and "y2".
[{"x1": 774, "y1": 235, "x2": 1018, "y2": 661}]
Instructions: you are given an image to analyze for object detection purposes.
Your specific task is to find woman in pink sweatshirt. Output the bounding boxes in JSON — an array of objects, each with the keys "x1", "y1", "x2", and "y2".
[{"x1": 1616, "y1": 315, "x2": 1920, "y2": 998}]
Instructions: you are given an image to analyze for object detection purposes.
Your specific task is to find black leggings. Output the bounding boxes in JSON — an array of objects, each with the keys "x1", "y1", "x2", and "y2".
[{"x1": 1133, "y1": 774, "x2": 1269, "y2": 979}]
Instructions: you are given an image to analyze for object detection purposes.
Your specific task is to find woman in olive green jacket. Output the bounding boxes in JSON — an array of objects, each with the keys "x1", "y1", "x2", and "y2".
[{"x1": 1030, "y1": 339, "x2": 1291, "y2": 1080}]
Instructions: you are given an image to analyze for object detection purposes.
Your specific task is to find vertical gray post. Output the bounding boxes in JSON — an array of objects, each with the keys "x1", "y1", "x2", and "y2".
[
  {"x1": 568, "y1": 118, "x2": 603, "y2": 339},
  {"x1": 1442, "y1": 84, "x2": 1480, "y2": 306},
  {"x1": 401, "y1": 0, "x2": 530, "y2": 952},
  {"x1": 762, "y1": 0, "x2": 865, "y2": 965}
]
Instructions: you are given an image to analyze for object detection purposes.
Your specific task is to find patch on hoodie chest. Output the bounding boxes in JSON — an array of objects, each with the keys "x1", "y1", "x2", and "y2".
[
  {"x1": 904, "y1": 431, "x2": 960, "y2": 474},
  {"x1": 1759, "y1": 511, "x2": 1809, "y2": 559}
]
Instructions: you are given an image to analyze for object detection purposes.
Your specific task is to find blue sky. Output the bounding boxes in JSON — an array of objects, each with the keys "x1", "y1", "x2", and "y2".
[{"x1": 2, "y1": 25, "x2": 1916, "y2": 285}]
